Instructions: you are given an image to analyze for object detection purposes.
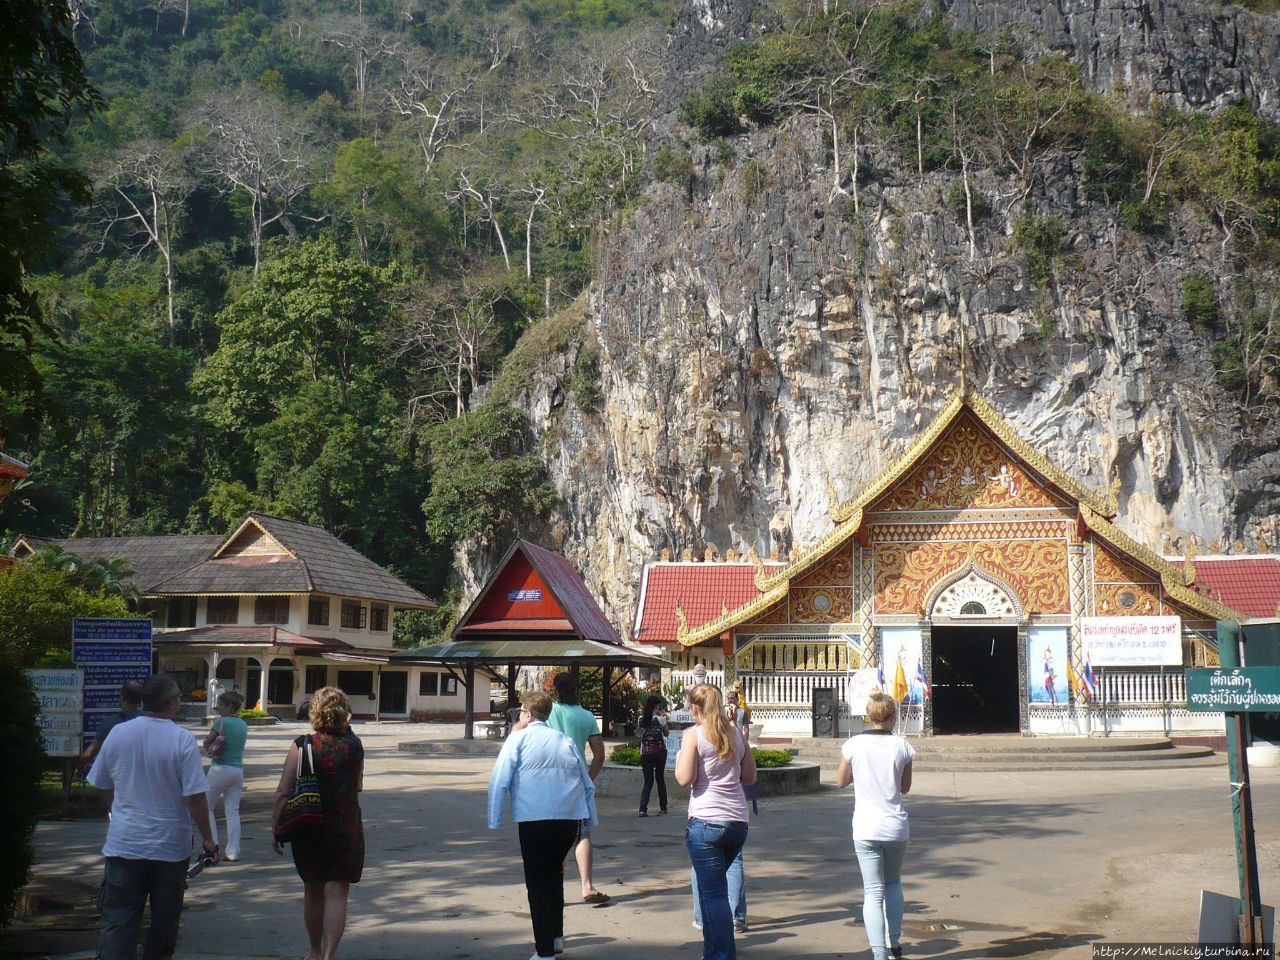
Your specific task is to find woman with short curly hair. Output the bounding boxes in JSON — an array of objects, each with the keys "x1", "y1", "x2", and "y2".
[{"x1": 272, "y1": 686, "x2": 364, "y2": 960}]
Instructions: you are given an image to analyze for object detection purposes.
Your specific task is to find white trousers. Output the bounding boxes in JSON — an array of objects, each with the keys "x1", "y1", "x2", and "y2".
[{"x1": 205, "y1": 764, "x2": 244, "y2": 859}]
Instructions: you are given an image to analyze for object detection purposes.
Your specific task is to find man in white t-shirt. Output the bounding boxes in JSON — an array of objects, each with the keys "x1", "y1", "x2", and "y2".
[{"x1": 87, "y1": 675, "x2": 216, "y2": 960}]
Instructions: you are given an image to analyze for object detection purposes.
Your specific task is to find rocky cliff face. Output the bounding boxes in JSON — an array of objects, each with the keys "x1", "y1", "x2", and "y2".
[{"x1": 468, "y1": 0, "x2": 1280, "y2": 630}]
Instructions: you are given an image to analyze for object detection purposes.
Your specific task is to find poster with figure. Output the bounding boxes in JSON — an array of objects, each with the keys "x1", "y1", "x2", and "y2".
[
  {"x1": 879, "y1": 626, "x2": 925, "y2": 706},
  {"x1": 1028, "y1": 626, "x2": 1070, "y2": 704}
]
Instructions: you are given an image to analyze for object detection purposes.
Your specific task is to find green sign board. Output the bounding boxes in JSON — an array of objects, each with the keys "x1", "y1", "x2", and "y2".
[{"x1": 1186, "y1": 667, "x2": 1280, "y2": 712}]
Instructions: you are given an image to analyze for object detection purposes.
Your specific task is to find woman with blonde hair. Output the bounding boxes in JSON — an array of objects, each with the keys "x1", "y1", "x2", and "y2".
[
  {"x1": 203, "y1": 690, "x2": 248, "y2": 861},
  {"x1": 836, "y1": 690, "x2": 915, "y2": 960},
  {"x1": 675, "y1": 683, "x2": 756, "y2": 960},
  {"x1": 272, "y1": 687, "x2": 364, "y2": 960}
]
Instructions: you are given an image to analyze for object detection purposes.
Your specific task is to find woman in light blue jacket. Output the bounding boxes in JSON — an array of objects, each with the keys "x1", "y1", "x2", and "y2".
[{"x1": 488, "y1": 690, "x2": 597, "y2": 960}]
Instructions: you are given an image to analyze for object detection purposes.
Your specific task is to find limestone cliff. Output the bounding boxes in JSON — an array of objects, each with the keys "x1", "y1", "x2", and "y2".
[{"x1": 467, "y1": 0, "x2": 1280, "y2": 631}]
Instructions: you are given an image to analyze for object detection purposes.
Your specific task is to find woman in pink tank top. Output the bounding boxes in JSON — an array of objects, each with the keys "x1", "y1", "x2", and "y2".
[{"x1": 675, "y1": 684, "x2": 757, "y2": 960}]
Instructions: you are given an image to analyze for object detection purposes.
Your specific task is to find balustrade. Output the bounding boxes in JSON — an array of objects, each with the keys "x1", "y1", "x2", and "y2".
[{"x1": 1096, "y1": 668, "x2": 1187, "y2": 705}]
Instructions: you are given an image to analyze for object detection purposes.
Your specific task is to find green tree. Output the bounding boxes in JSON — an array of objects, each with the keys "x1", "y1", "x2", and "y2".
[
  {"x1": 0, "y1": 561, "x2": 128, "y2": 669},
  {"x1": 0, "y1": 0, "x2": 100, "y2": 426}
]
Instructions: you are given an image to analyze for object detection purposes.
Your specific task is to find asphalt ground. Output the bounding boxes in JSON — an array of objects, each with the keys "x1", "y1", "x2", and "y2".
[{"x1": 7, "y1": 721, "x2": 1280, "y2": 960}]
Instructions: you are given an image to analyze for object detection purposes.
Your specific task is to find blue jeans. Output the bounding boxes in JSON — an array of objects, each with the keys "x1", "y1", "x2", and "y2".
[
  {"x1": 691, "y1": 848, "x2": 746, "y2": 926},
  {"x1": 854, "y1": 839, "x2": 907, "y2": 960},
  {"x1": 686, "y1": 818, "x2": 748, "y2": 960}
]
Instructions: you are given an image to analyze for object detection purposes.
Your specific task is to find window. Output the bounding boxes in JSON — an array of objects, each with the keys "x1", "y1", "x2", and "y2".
[
  {"x1": 370, "y1": 603, "x2": 389, "y2": 632},
  {"x1": 419, "y1": 672, "x2": 438, "y2": 696},
  {"x1": 255, "y1": 596, "x2": 290, "y2": 624},
  {"x1": 441, "y1": 675, "x2": 459, "y2": 696},
  {"x1": 166, "y1": 597, "x2": 197, "y2": 628},
  {"x1": 336, "y1": 670, "x2": 374, "y2": 697},
  {"x1": 959, "y1": 601, "x2": 987, "y2": 615},
  {"x1": 308, "y1": 596, "x2": 331, "y2": 626},
  {"x1": 340, "y1": 600, "x2": 366, "y2": 629},
  {"x1": 207, "y1": 597, "x2": 239, "y2": 624},
  {"x1": 305, "y1": 665, "x2": 327, "y2": 694}
]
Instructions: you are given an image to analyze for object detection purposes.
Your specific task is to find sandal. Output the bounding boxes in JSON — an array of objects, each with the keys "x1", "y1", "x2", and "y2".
[{"x1": 582, "y1": 891, "x2": 611, "y2": 904}]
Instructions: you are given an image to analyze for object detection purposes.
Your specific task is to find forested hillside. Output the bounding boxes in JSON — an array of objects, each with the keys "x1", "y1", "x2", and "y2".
[
  {"x1": 1, "y1": 0, "x2": 1277, "y2": 635},
  {"x1": 0, "y1": 0, "x2": 671, "y2": 610}
]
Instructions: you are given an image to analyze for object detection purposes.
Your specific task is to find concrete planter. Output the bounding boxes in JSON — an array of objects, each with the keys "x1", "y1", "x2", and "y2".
[{"x1": 594, "y1": 760, "x2": 821, "y2": 799}]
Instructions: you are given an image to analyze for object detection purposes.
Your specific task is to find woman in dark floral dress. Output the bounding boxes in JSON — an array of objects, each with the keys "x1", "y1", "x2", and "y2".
[{"x1": 273, "y1": 687, "x2": 364, "y2": 960}]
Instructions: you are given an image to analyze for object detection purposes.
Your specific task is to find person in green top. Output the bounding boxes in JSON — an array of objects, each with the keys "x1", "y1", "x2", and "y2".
[
  {"x1": 547, "y1": 672, "x2": 610, "y2": 904},
  {"x1": 203, "y1": 691, "x2": 249, "y2": 861}
]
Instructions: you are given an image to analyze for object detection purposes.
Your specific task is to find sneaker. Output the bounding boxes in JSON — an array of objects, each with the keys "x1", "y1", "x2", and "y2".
[
  {"x1": 692, "y1": 921, "x2": 702, "y2": 931},
  {"x1": 529, "y1": 954, "x2": 554, "y2": 960},
  {"x1": 657, "y1": 809, "x2": 668, "y2": 815},
  {"x1": 734, "y1": 922, "x2": 749, "y2": 933},
  {"x1": 638, "y1": 811, "x2": 648, "y2": 817},
  {"x1": 554, "y1": 936, "x2": 564, "y2": 955},
  {"x1": 890, "y1": 948, "x2": 903, "y2": 960}
]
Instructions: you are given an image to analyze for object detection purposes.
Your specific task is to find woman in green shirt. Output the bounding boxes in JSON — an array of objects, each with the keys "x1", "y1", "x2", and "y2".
[{"x1": 204, "y1": 691, "x2": 249, "y2": 861}]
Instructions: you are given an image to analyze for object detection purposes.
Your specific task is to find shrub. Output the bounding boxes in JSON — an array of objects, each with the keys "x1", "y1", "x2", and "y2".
[
  {"x1": 564, "y1": 337, "x2": 604, "y2": 412},
  {"x1": 751, "y1": 747, "x2": 793, "y2": 768},
  {"x1": 1118, "y1": 199, "x2": 1168, "y2": 234},
  {"x1": 1011, "y1": 215, "x2": 1066, "y2": 287},
  {"x1": 651, "y1": 145, "x2": 694, "y2": 185},
  {"x1": 1182, "y1": 273, "x2": 1222, "y2": 328},
  {"x1": 678, "y1": 83, "x2": 740, "y2": 140},
  {"x1": 610, "y1": 745, "x2": 641, "y2": 766},
  {"x1": 946, "y1": 180, "x2": 990, "y2": 223},
  {"x1": 1211, "y1": 339, "x2": 1246, "y2": 392},
  {"x1": 237, "y1": 708, "x2": 270, "y2": 720},
  {"x1": 0, "y1": 670, "x2": 44, "y2": 927}
]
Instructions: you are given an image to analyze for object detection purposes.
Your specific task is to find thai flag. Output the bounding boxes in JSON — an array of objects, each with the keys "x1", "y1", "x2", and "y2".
[
  {"x1": 916, "y1": 660, "x2": 932, "y2": 701},
  {"x1": 1081, "y1": 656, "x2": 1097, "y2": 699}
]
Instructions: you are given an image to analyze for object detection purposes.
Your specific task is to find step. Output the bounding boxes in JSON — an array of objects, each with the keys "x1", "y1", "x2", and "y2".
[
  {"x1": 788, "y1": 742, "x2": 1177, "y2": 757},
  {"x1": 797, "y1": 745, "x2": 1215, "y2": 763}
]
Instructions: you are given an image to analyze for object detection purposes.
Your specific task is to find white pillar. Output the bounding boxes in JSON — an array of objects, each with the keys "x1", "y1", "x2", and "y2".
[{"x1": 206, "y1": 650, "x2": 220, "y2": 716}]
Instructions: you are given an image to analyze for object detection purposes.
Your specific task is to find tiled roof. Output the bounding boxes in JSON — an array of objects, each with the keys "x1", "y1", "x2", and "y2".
[
  {"x1": 518, "y1": 540, "x2": 621, "y2": 643},
  {"x1": 245, "y1": 514, "x2": 435, "y2": 608},
  {"x1": 10, "y1": 513, "x2": 436, "y2": 609},
  {"x1": 152, "y1": 554, "x2": 313, "y2": 595},
  {"x1": 634, "y1": 562, "x2": 785, "y2": 646},
  {"x1": 1187, "y1": 556, "x2": 1280, "y2": 618},
  {"x1": 9, "y1": 534, "x2": 224, "y2": 593},
  {"x1": 392, "y1": 636, "x2": 671, "y2": 667}
]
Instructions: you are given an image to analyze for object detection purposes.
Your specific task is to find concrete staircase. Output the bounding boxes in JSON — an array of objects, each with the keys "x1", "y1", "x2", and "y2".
[{"x1": 781, "y1": 735, "x2": 1223, "y2": 772}]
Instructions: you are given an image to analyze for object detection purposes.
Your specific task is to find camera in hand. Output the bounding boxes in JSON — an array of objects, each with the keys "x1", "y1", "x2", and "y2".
[{"x1": 187, "y1": 848, "x2": 217, "y2": 879}]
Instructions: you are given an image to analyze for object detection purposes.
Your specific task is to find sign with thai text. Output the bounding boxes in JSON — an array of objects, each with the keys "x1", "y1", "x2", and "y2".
[
  {"x1": 506, "y1": 589, "x2": 542, "y2": 602},
  {"x1": 73, "y1": 617, "x2": 154, "y2": 641},
  {"x1": 1081, "y1": 616, "x2": 1182, "y2": 666},
  {"x1": 26, "y1": 668, "x2": 84, "y2": 757},
  {"x1": 1186, "y1": 667, "x2": 1280, "y2": 712}
]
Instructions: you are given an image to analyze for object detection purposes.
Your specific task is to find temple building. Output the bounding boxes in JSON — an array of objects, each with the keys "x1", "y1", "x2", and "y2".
[{"x1": 635, "y1": 393, "x2": 1279, "y2": 737}]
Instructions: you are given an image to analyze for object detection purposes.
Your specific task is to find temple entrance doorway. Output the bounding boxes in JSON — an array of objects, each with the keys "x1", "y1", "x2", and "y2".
[{"x1": 931, "y1": 625, "x2": 1020, "y2": 734}]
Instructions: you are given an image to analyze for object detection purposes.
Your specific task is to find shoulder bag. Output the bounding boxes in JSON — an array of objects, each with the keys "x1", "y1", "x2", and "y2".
[
  {"x1": 205, "y1": 718, "x2": 226, "y2": 760},
  {"x1": 274, "y1": 735, "x2": 324, "y2": 842}
]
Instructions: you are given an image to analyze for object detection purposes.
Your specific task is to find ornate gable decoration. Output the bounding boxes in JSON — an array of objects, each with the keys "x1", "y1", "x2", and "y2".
[
  {"x1": 873, "y1": 412, "x2": 1067, "y2": 512},
  {"x1": 929, "y1": 564, "x2": 1022, "y2": 620}
]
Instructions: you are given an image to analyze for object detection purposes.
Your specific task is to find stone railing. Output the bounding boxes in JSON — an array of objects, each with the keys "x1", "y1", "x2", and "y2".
[{"x1": 1097, "y1": 668, "x2": 1187, "y2": 705}]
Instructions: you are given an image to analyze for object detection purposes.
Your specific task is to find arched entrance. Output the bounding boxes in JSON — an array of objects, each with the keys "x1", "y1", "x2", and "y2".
[
  {"x1": 267, "y1": 657, "x2": 295, "y2": 707},
  {"x1": 926, "y1": 565, "x2": 1023, "y2": 735}
]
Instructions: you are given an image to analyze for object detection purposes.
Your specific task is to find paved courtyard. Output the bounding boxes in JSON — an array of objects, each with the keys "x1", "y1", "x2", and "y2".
[{"x1": 11, "y1": 722, "x2": 1280, "y2": 960}]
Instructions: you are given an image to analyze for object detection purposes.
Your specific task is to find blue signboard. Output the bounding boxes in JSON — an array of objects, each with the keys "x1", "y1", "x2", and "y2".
[
  {"x1": 83, "y1": 686, "x2": 129, "y2": 710},
  {"x1": 83, "y1": 709, "x2": 118, "y2": 736},
  {"x1": 73, "y1": 641, "x2": 153, "y2": 664},
  {"x1": 73, "y1": 618, "x2": 152, "y2": 642}
]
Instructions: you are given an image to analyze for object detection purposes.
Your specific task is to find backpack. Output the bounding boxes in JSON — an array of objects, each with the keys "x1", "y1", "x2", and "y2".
[{"x1": 640, "y1": 717, "x2": 666, "y2": 756}]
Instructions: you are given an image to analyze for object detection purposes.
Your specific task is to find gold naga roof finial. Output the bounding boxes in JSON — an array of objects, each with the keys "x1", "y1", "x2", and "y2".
[
  {"x1": 1184, "y1": 538, "x2": 1198, "y2": 585},
  {"x1": 746, "y1": 545, "x2": 764, "y2": 576},
  {"x1": 674, "y1": 601, "x2": 689, "y2": 639}
]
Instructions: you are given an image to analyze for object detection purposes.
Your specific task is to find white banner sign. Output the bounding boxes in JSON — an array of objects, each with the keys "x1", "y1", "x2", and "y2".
[
  {"x1": 27, "y1": 668, "x2": 85, "y2": 757},
  {"x1": 1081, "y1": 616, "x2": 1182, "y2": 667}
]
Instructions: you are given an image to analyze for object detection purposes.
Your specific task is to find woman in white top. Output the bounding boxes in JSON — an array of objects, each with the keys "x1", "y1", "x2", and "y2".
[
  {"x1": 676, "y1": 683, "x2": 757, "y2": 960},
  {"x1": 836, "y1": 691, "x2": 915, "y2": 960}
]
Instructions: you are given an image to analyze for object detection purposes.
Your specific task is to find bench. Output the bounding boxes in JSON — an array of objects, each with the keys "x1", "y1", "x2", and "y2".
[{"x1": 474, "y1": 719, "x2": 507, "y2": 740}]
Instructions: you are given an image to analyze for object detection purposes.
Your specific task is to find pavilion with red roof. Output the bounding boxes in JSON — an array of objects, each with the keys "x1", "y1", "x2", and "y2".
[{"x1": 393, "y1": 539, "x2": 670, "y2": 738}]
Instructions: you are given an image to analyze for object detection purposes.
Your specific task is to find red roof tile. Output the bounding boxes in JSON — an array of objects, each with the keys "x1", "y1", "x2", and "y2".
[
  {"x1": 634, "y1": 563, "x2": 784, "y2": 646},
  {"x1": 1190, "y1": 557, "x2": 1280, "y2": 618}
]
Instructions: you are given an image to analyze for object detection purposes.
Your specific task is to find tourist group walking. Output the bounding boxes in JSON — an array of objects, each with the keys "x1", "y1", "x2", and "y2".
[{"x1": 83, "y1": 673, "x2": 914, "y2": 960}]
